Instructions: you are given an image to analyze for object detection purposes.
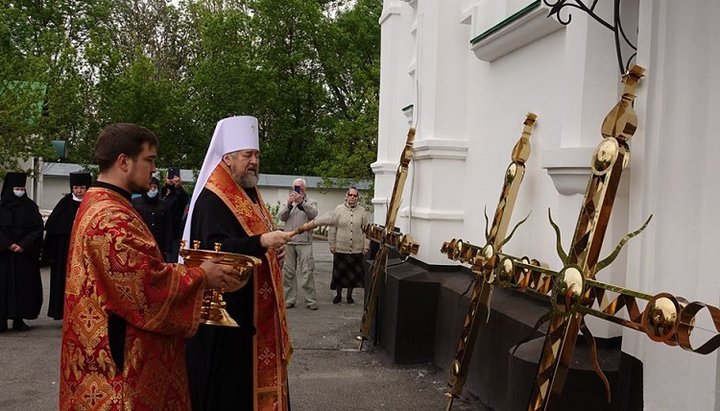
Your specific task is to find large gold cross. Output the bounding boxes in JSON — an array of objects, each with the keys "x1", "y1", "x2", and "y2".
[
  {"x1": 484, "y1": 63, "x2": 720, "y2": 410},
  {"x1": 517, "y1": 64, "x2": 647, "y2": 411},
  {"x1": 359, "y1": 128, "x2": 421, "y2": 350},
  {"x1": 440, "y1": 113, "x2": 538, "y2": 409}
]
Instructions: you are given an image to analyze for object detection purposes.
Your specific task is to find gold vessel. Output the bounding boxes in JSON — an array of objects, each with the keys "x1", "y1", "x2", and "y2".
[{"x1": 179, "y1": 240, "x2": 261, "y2": 327}]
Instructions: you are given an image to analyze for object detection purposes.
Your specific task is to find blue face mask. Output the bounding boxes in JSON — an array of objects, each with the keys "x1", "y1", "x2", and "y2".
[
  {"x1": 147, "y1": 189, "x2": 159, "y2": 198},
  {"x1": 13, "y1": 190, "x2": 25, "y2": 198}
]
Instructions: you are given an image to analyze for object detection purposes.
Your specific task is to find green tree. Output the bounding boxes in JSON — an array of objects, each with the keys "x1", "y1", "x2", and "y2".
[
  {"x1": 1, "y1": 0, "x2": 381, "y2": 182},
  {"x1": 315, "y1": 0, "x2": 381, "y2": 182},
  {"x1": 0, "y1": 0, "x2": 103, "y2": 170}
]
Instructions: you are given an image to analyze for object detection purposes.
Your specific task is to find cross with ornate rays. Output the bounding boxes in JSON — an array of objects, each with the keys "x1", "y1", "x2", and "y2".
[
  {"x1": 440, "y1": 113, "x2": 537, "y2": 410},
  {"x1": 359, "y1": 128, "x2": 421, "y2": 351},
  {"x1": 485, "y1": 64, "x2": 720, "y2": 410},
  {"x1": 440, "y1": 65, "x2": 650, "y2": 410},
  {"x1": 511, "y1": 64, "x2": 650, "y2": 410}
]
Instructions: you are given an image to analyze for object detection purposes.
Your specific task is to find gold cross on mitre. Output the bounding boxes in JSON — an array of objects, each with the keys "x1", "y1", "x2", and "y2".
[{"x1": 359, "y1": 128, "x2": 421, "y2": 350}]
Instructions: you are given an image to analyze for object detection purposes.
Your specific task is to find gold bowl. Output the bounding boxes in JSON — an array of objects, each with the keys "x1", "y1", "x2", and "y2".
[{"x1": 180, "y1": 240, "x2": 261, "y2": 327}]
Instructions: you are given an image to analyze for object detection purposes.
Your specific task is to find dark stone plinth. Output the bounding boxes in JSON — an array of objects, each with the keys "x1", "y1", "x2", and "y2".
[
  {"x1": 378, "y1": 260, "x2": 644, "y2": 410},
  {"x1": 380, "y1": 261, "x2": 548, "y2": 408},
  {"x1": 508, "y1": 336, "x2": 643, "y2": 410},
  {"x1": 378, "y1": 261, "x2": 441, "y2": 363}
]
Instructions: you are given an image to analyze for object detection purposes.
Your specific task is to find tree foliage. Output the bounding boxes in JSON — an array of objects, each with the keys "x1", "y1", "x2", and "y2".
[{"x1": 0, "y1": 0, "x2": 381, "y2": 181}]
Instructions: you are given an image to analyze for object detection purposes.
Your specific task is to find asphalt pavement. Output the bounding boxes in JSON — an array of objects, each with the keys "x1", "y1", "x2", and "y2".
[{"x1": 0, "y1": 241, "x2": 481, "y2": 411}]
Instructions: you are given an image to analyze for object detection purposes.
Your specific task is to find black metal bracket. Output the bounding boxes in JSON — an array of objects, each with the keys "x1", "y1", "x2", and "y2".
[{"x1": 543, "y1": 0, "x2": 637, "y2": 75}]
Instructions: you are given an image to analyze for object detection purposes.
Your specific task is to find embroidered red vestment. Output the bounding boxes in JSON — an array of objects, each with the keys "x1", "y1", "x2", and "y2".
[
  {"x1": 59, "y1": 187, "x2": 206, "y2": 410},
  {"x1": 206, "y1": 162, "x2": 292, "y2": 410}
]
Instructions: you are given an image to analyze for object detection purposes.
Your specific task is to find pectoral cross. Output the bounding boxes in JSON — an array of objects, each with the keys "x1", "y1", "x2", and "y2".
[
  {"x1": 358, "y1": 128, "x2": 421, "y2": 351},
  {"x1": 440, "y1": 113, "x2": 538, "y2": 409}
]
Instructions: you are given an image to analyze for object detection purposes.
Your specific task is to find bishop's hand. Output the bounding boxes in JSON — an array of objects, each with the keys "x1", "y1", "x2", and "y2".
[
  {"x1": 260, "y1": 230, "x2": 293, "y2": 249},
  {"x1": 276, "y1": 244, "x2": 286, "y2": 267}
]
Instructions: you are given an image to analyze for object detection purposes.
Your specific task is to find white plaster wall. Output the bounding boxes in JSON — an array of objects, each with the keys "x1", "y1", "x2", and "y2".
[
  {"x1": 373, "y1": 0, "x2": 416, "y2": 226},
  {"x1": 462, "y1": 28, "x2": 567, "y2": 268},
  {"x1": 624, "y1": 1, "x2": 720, "y2": 409},
  {"x1": 376, "y1": 0, "x2": 635, "y2": 274},
  {"x1": 376, "y1": 0, "x2": 720, "y2": 408}
]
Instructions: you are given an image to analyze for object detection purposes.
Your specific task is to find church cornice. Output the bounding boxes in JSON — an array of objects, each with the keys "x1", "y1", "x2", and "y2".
[
  {"x1": 371, "y1": 161, "x2": 398, "y2": 175},
  {"x1": 541, "y1": 147, "x2": 594, "y2": 195},
  {"x1": 413, "y1": 138, "x2": 469, "y2": 161},
  {"x1": 469, "y1": 0, "x2": 563, "y2": 62},
  {"x1": 399, "y1": 206, "x2": 464, "y2": 221},
  {"x1": 379, "y1": 2, "x2": 403, "y2": 25}
]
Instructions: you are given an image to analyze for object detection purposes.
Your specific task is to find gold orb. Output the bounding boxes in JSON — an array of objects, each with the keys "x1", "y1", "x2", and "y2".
[
  {"x1": 592, "y1": 138, "x2": 619, "y2": 175},
  {"x1": 642, "y1": 294, "x2": 678, "y2": 342},
  {"x1": 551, "y1": 265, "x2": 584, "y2": 315},
  {"x1": 505, "y1": 163, "x2": 517, "y2": 183}
]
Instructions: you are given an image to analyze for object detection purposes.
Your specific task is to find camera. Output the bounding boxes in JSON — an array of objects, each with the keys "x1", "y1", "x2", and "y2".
[
  {"x1": 293, "y1": 186, "x2": 302, "y2": 193},
  {"x1": 167, "y1": 167, "x2": 180, "y2": 180}
]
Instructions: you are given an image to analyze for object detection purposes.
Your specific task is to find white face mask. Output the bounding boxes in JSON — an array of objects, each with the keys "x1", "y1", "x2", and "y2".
[
  {"x1": 147, "y1": 189, "x2": 159, "y2": 198},
  {"x1": 13, "y1": 190, "x2": 25, "y2": 198}
]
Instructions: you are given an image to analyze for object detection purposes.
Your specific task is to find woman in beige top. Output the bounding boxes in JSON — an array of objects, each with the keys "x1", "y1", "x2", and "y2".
[{"x1": 327, "y1": 187, "x2": 369, "y2": 304}]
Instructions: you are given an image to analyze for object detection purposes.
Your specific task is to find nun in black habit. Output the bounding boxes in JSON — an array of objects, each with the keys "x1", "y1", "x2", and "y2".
[
  {"x1": 0, "y1": 172, "x2": 44, "y2": 332},
  {"x1": 42, "y1": 171, "x2": 91, "y2": 320}
]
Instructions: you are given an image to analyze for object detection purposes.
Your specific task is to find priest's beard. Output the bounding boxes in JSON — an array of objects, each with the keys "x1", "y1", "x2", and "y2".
[
  {"x1": 229, "y1": 168, "x2": 258, "y2": 188},
  {"x1": 225, "y1": 157, "x2": 259, "y2": 188},
  {"x1": 239, "y1": 174, "x2": 258, "y2": 188}
]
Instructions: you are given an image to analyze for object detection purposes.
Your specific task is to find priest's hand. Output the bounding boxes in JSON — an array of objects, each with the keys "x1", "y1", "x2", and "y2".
[
  {"x1": 200, "y1": 258, "x2": 243, "y2": 292},
  {"x1": 9, "y1": 243, "x2": 23, "y2": 253},
  {"x1": 260, "y1": 230, "x2": 294, "y2": 249}
]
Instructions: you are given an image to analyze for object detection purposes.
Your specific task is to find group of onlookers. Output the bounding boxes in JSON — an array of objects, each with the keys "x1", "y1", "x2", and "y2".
[
  {"x1": 280, "y1": 181, "x2": 370, "y2": 310},
  {"x1": 0, "y1": 117, "x2": 372, "y2": 411},
  {"x1": 0, "y1": 168, "x2": 188, "y2": 332}
]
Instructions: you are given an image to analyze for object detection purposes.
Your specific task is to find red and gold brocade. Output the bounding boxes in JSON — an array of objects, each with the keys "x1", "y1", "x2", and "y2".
[
  {"x1": 59, "y1": 187, "x2": 207, "y2": 411},
  {"x1": 206, "y1": 162, "x2": 292, "y2": 410}
]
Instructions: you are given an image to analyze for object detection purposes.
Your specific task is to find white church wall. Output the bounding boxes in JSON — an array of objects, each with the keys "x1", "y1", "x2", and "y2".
[
  {"x1": 624, "y1": 1, "x2": 720, "y2": 409},
  {"x1": 462, "y1": 28, "x2": 566, "y2": 269},
  {"x1": 374, "y1": 0, "x2": 720, "y2": 408},
  {"x1": 374, "y1": 0, "x2": 417, "y2": 226}
]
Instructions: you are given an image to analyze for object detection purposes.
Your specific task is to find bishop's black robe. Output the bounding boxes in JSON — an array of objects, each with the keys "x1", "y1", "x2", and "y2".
[
  {"x1": 0, "y1": 193, "x2": 43, "y2": 326},
  {"x1": 186, "y1": 162, "x2": 291, "y2": 411},
  {"x1": 42, "y1": 194, "x2": 80, "y2": 319}
]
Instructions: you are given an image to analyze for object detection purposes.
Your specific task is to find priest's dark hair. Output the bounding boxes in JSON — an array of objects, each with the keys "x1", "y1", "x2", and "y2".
[{"x1": 94, "y1": 123, "x2": 159, "y2": 172}]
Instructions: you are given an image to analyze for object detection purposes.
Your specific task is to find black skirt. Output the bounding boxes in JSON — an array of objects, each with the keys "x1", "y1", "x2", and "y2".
[{"x1": 330, "y1": 252, "x2": 365, "y2": 289}]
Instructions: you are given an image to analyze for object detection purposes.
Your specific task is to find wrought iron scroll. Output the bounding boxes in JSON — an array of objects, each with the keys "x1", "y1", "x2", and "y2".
[{"x1": 543, "y1": 0, "x2": 637, "y2": 75}]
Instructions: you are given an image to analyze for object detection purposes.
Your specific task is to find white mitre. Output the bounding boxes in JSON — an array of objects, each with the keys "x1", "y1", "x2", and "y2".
[{"x1": 182, "y1": 116, "x2": 260, "y2": 247}]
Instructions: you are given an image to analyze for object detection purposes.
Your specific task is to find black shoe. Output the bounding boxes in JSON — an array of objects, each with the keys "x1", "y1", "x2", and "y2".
[
  {"x1": 12, "y1": 320, "x2": 30, "y2": 331},
  {"x1": 347, "y1": 296, "x2": 354, "y2": 304},
  {"x1": 332, "y1": 295, "x2": 341, "y2": 304}
]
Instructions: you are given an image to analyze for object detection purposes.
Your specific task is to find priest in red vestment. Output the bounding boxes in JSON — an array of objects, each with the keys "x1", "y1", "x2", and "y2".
[
  {"x1": 59, "y1": 123, "x2": 243, "y2": 411},
  {"x1": 184, "y1": 116, "x2": 295, "y2": 410}
]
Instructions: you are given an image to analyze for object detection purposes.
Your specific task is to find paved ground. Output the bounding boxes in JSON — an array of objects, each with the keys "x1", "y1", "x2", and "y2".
[{"x1": 0, "y1": 241, "x2": 483, "y2": 410}]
